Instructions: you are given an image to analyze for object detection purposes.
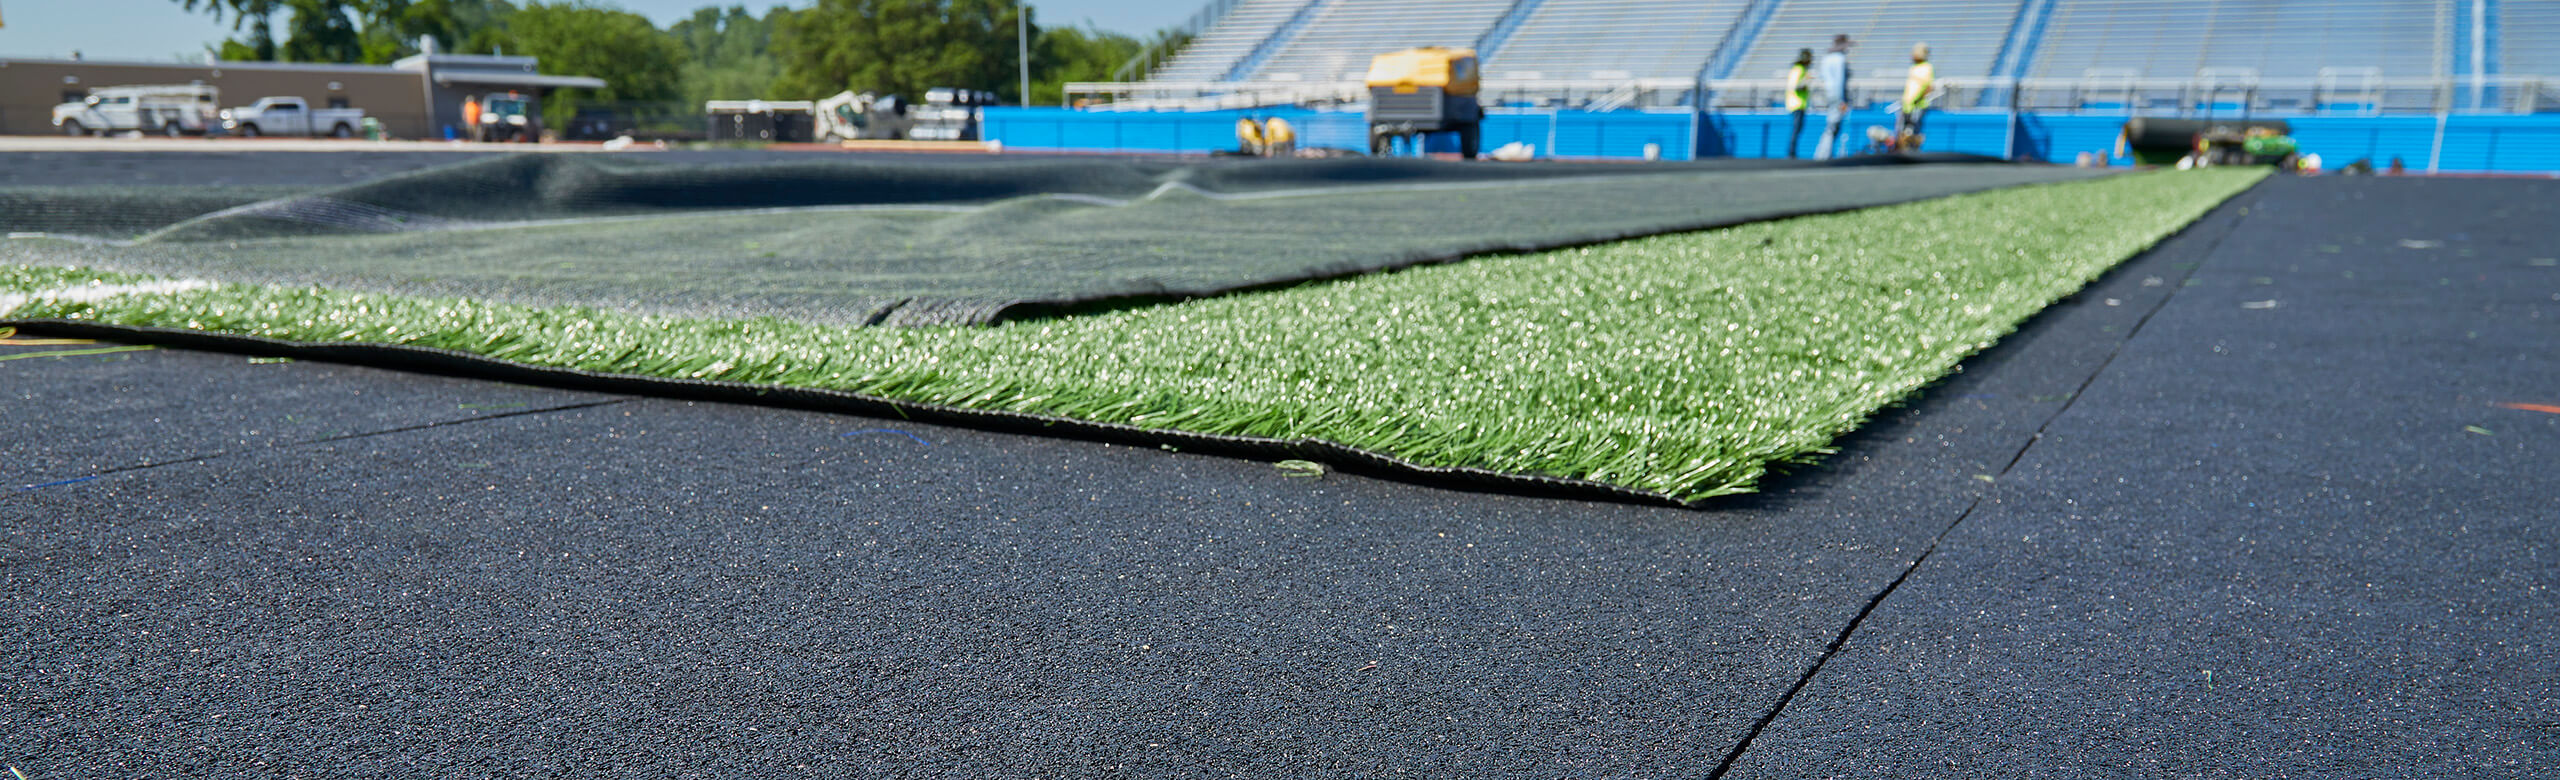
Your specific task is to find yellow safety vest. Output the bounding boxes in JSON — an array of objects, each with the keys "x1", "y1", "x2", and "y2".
[
  {"x1": 1903, "y1": 61, "x2": 1935, "y2": 112},
  {"x1": 1786, "y1": 64, "x2": 1810, "y2": 112}
]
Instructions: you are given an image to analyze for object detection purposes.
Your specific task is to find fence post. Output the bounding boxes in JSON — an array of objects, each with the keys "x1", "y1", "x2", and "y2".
[
  {"x1": 1686, "y1": 110, "x2": 1701, "y2": 160},
  {"x1": 2429, "y1": 111, "x2": 2447, "y2": 173}
]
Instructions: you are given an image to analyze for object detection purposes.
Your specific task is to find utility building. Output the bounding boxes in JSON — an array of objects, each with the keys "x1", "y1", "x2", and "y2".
[{"x1": 0, "y1": 48, "x2": 604, "y2": 139}]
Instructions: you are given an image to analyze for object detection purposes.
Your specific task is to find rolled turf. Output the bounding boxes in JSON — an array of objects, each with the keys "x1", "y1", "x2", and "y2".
[{"x1": 4, "y1": 168, "x2": 2264, "y2": 502}]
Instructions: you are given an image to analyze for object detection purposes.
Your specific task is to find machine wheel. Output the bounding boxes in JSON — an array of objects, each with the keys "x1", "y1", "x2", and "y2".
[
  {"x1": 163, "y1": 122, "x2": 185, "y2": 138},
  {"x1": 61, "y1": 120, "x2": 86, "y2": 136},
  {"x1": 1457, "y1": 124, "x2": 1481, "y2": 160},
  {"x1": 237, "y1": 124, "x2": 261, "y2": 138},
  {"x1": 331, "y1": 123, "x2": 354, "y2": 139}
]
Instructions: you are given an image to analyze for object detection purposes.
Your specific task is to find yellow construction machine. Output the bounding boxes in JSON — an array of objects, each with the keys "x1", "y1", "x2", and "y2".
[{"x1": 1365, "y1": 47, "x2": 1483, "y2": 159}]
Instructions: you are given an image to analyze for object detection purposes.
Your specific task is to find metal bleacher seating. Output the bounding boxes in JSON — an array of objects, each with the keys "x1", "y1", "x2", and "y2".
[
  {"x1": 1148, "y1": 0, "x2": 1321, "y2": 83},
  {"x1": 1245, "y1": 0, "x2": 1517, "y2": 82},
  {"x1": 2030, "y1": 0, "x2": 2446, "y2": 81},
  {"x1": 2029, "y1": 0, "x2": 2451, "y2": 113},
  {"x1": 1726, "y1": 0, "x2": 2022, "y2": 104},
  {"x1": 1482, "y1": 0, "x2": 1748, "y2": 80},
  {"x1": 1086, "y1": 0, "x2": 2551, "y2": 116},
  {"x1": 2504, "y1": 1, "x2": 2560, "y2": 77}
]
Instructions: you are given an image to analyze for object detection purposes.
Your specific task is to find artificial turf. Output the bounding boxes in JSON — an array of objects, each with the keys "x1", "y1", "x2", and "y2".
[{"x1": 4, "y1": 168, "x2": 2264, "y2": 502}]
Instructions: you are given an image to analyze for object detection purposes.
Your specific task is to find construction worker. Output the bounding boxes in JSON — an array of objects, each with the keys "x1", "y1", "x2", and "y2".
[
  {"x1": 1263, "y1": 116, "x2": 1296, "y2": 157},
  {"x1": 460, "y1": 94, "x2": 480, "y2": 142},
  {"x1": 1814, "y1": 34, "x2": 1852, "y2": 160},
  {"x1": 1898, "y1": 43, "x2": 1935, "y2": 148},
  {"x1": 1785, "y1": 48, "x2": 1813, "y2": 159}
]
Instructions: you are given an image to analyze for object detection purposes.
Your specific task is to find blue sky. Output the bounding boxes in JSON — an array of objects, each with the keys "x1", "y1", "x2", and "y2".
[{"x1": 0, "y1": 0, "x2": 1202, "y2": 62}]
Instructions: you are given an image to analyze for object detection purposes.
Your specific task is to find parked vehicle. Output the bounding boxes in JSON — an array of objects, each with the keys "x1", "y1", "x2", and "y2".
[
  {"x1": 471, "y1": 92, "x2": 542, "y2": 142},
  {"x1": 220, "y1": 96, "x2": 367, "y2": 138},
  {"x1": 704, "y1": 99, "x2": 815, "y2": 142},
  {"x1": 814, "y1": 91, "x2": 911, "y2": 141},
  {"x1": 52, "y1": 84, "x2": 221, "y2": 137},
  {"x1": 909, "y1": 88, "x2": 998, "y2": 141},
  {"x1": 1366, "y1": 47, "x2": 1483, "y2": 159}
]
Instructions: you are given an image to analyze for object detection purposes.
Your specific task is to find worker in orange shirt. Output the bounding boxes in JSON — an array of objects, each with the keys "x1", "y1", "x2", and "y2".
[{"x1": 461, "y1": 95, "x2": 481, "y2": 142}]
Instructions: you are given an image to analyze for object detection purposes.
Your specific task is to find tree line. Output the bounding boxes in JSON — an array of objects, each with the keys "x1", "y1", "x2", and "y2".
[{"x1": 169, "y1": 0, "x2": 1188, "y2": 115}]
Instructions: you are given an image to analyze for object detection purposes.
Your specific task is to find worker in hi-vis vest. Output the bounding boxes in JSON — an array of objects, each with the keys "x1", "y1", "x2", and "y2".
[
  {"x1": 1898, "y1": 43, "x2": 1935, "y2": 145},
  {"x1": 1785, "y1": 48, "x2": 1813, "y2": 159}
]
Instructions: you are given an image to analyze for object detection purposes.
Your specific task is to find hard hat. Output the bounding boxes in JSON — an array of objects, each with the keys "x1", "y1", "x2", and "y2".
[{"x1": 1912, "y1": 43, "x2": 1930, "y2": 60}]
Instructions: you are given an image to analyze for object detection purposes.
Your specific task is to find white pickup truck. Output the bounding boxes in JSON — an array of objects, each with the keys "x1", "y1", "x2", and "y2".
[
  {"x1": 220, "y1": 96, "x2": 366, "y2": 138},
  {"x1": 53, "y1": 84, "x2": 221, "y2": 136}
]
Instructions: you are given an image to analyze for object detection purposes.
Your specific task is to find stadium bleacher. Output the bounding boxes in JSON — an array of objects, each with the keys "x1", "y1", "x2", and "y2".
[
  {"x1": 2503, "y1": 0, "x2": 2560, "y2": 77},
  {"x1": 1046, "y1": 0, "x2": 2559, "y2": 171},
  {"x1": 1106, "y1": 0, "x2": 2553, "y2": 117},
  {"x1": 1726, "y1": 0, "x2": 2021, "y2": 89},
  {"x1": 1481, "y1": 0, "x2": 1747, "y2": 80},
  {"x1": 1147, "y1": 0, "x2": 1320, "y2": 83},
  {"x1": 2028, "y1": 0, "x2": 2446, "y2": 81},
  {"x1": 1245, "y1": 0, "x2": 1515, "y2": 81}
]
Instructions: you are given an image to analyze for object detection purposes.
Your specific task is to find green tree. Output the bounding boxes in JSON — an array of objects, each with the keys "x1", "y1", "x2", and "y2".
[
  {"x1": 355, "y1": 0, "x2": 520, "y2": 63},
  {"x1": 503, "y1": 1, "x2": 688, "y2": 129},
  {"x1": 279, "y1": 0, "x2": 364, "y2": 63},
  {"x1": 177, "y1": 0, "x2": 282, "y2": 60},
  {"x1": 181, "y1": 0, "x2": 520, "y2": 63},
  {"x1": 773, "y1": 0, "x2": 1030, "y2": 103},
  {"x1": 1027, "y1": 25, "x2": 1142, "y2": 106},
  {"x1": 670, "y1": 4, "x2": 791, "y2": 105}
]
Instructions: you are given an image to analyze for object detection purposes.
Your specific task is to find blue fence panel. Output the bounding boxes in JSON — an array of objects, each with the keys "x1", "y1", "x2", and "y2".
[
  {"x1": 1480, "y1": 113, "x2": 1553, "y2": 156},
  {"x1": 2016, "y1": 114, "x2": 2134, "y2": 165},
  {"x1": 1706, "y1": 110, "x2": 2008, "y2": 159},
  {"x1": 2433, "y1": 115, "x2": 2560, "y2": 172},
  {"x1": 2288, "y1": 116, "x2": 2439, "y2": 171},
  {"x1": 1549, "y1": 111, "x2": 1695, "y2": 159},
  {"x1": 988, "y1": 106, "x2": 2560, "y2": 171},
  {"x1": 1913, "y1": 111, "x2": 2013, "y2": 158}
]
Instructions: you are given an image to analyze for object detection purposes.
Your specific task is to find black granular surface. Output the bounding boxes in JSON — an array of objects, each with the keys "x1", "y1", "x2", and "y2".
[{"x1": 5, "y1": 152, "x2": 2100, "y2": 326}]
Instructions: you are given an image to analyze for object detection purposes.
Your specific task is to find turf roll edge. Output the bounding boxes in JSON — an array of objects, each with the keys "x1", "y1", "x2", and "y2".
[{"x1": 5, "y1": 169, "x2": 2267, "y2": 504}]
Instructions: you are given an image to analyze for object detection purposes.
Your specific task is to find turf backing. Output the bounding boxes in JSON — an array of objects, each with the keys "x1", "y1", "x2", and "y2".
[
  {"x1": 4, "y1": 169, "x2": 2264, "y2": 502},
  {"x1": 5, "y1": 153, "x2": 2100, "y2": 326}
]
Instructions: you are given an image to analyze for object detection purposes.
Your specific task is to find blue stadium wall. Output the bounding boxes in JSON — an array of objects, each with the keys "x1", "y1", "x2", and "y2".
[{"x1": 984, "y1": 107, "x2": 2560, "y2": 173}]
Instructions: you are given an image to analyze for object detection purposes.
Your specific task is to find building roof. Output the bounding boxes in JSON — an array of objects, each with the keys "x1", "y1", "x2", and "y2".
[{"x1": 431, "y1": 71, "x2": 608, "y2": 90}]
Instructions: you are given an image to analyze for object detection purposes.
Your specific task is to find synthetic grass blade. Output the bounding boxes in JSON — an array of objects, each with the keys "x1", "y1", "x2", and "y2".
[{"x1": 5, "y1": 169, "x2": 2265, "y2": 503}]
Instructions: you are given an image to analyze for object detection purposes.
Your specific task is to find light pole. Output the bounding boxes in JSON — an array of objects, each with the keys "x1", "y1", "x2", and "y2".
[{"x1": 1017, "y1": 5, "x2": 1030, "y2": 106}]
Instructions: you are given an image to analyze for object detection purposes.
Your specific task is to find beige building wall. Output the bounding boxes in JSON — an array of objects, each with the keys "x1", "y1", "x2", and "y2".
[{"x1": 0, "y1": 59, "x2": 434, "y2": 138}]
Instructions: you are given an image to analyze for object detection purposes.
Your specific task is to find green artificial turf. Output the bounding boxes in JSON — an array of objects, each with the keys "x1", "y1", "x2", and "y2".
[{"x1": 4, "y1": 169, "x2": 2264, "y2": 502}]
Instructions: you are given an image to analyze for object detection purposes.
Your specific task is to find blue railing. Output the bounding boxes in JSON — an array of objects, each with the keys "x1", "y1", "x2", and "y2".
[
  {"x1": 1472, "y1": 0, "x2": 1549, "y2": 61},
  {"x1": 1697, "y1": 0, "x2": 1786, "y2": 100},
  {"x1": 1982, "y1": 0, "x2": 2060, "y2": 106}
]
